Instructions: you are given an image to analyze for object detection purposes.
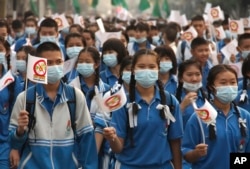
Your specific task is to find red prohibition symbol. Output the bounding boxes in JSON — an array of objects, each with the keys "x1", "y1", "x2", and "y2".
[{"x1": 33, "y1": 60, "x2": 47, "y2": 76}]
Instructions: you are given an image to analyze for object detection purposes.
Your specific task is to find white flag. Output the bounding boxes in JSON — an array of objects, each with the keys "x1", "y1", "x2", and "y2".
[
  {"x1": 74, "y1": 14, "x2": 85, "y2": 28},
  {"x1": 229, "y1": 19, "x2": 244, "y2": 35},
  {"x1": 182, "y1": 26, "x2": 198, "y2": 43},
  {"x1": 68, "y1": 76, "x2": 81, "y2": 89},
  {"x1": 52, "y1": 14, "x2": 70, "y2": 31},
  {"x1": 241, "y1": 18, "x2": 250, "y2": 28},
  {"x1": 204, "y1": 2, "x2": 212, "y2": 14},
  {"x1": 95, "y1": 31, "x2": 121, "y2": 47},
  {"x1": 96, "y1": 18, "x2": 106, "y2": 33},
  {"x1": 27, "y1": 54, "x2": 47, "y2": 84},
  {"x1": 63, "y1": 58, "x2": 77, "y2": 75},
  {"x1": 208, "y1": 6, "x2": 224, "y2": 22},
  {"x1": 116, "y1": 6, "x2": 132, "y2": 21},
  {"x1": 221, "y1": 39, "x2": 239, "y2": 61},
  {"x1": 214, "y1": 26, "x2": 226, "y2": 40},
  {"x1": 0, "y1": 70, "x2": 15, "y2": 91}
]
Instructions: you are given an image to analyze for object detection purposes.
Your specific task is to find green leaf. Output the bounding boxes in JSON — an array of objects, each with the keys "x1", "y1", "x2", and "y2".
[{"x1": 139, "y1": 0, "x2": 150, "y2": 11}]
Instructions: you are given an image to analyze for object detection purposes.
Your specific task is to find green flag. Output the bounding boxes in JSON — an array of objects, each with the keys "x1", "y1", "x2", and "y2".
[
  {"x1": 91, "y1": 0, "x2": 99, "y2": 8},
  {"x1": 30, "y1": 0, "x2": 38, "y2": 15},
  {"x1": 111, "y1": 0, "x2": 128, "y2": 9},
  {"x1": 48, "y1": 0, "x2": 56, "y2": 11},
  {"x1": 152, "y1": 0, "x2": 161, "y2": 17},
  {"x1": 162, "y1": 0, "x2": 170, "y2": 17},
  {"x1": 73, "y1": 0, "x2": 81, "y2": 14},
  {"x1": 139, "y1": 0, "x2": 150, "y2": 11}
]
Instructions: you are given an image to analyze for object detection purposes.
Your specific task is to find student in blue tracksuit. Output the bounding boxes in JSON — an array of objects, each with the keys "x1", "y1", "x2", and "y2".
[
  {"x1": 100, "y1": 38, "x2": 127, "y2": 87},
  {"x1": 103, "y1": 49, "x2": 183, "y2": 169},
  {"x1": 154, "y1": 46, "x2": 178, "y2": 95},
  {"x1": 182, "y1": 64, "x2": 250, "y2": 169},
  {"x1": 190, "y1": 37, "x2": 213, "y2": 87},
  {"x1": 175, "y1": 59, "x2": 206, "y2": 128},
  {"x1": 9, "y1": 42, "x2": 98, "y2": 169},
  {"x1": 175, "y1": 59, "x2": 206, "y2": 169},
  {"x1": 15, "y1": 46, "x2": 36, "y2": 90},
  {"x1": 65, "y1": 33, "x2": 85, "y2": 61},
  {"x1": 237, "y1": 54, "x2": 250, "y2": 112},
  {"x1": 0, "y1": 37, "x2": 21, "y2": 169}
]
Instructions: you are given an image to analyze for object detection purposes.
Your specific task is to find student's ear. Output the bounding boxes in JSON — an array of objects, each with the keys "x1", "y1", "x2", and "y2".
[{"x1": 94, "y1": 62, "x2": 100, "y2": 69}]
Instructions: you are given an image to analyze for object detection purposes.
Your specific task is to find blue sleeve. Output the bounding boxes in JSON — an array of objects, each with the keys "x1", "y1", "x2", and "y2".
[
  {"x1": 9, "y1": 129, "x2": 28, "y2": 150},
  {"x1": 182, "y1": 114, "x2": 202, "y2": 155},
  {"x1": 99, "y1": 71, "x2": 107, "y2": 84},
  {"x1": 167, "y1": 94, "x2": 183, "y2": 140},
  {"x1": 111, "y1": 106, "x2": 128, "y2": 139},
  {"x1": 77, "y1": 130, "x2": 98, "y2": 169}
]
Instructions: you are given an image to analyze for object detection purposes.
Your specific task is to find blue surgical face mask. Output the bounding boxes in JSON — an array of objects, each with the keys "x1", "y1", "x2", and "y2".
[
  {"x1": 129, "y1": 37, "x2": 136, "y2": 43},
  {"x1": 16, "y1": 31, "x2": 24, "y2": 38},
  {"x1": 47, "y1": 65, "x2": 64, "y2": 84},
  {"x1": 25, "y1": 27, "x2": 37, "y2": 35},
  {"x1": 103, "y1": 53, "x2": 118, "y2": 67},
  {"x1": 76, "y1": 63, "x2": 95, "y2": 77},
  {"x1": 183, "y1": 81, "x2": 202, "y2": 92},
  {"x1": 152, "y1": 35, "x2": 160, "y2": 45},
  {"x1": 215, "y1": 86, "x2": 238, "y2": 104},
  {"x1": 176, "y1": 32, "x2": 180, "y2": 39},
  {"x1": 135, "y1": 69, "x2": 158, "y2": 88},
  {"x1": 40, "y1": 35, "x2": 57, "y2": 43},
  {"x1": 66, "y1": 46, "x2": 83, "y2": 59},
  {"x1": 241, "y1": 50, "x2": 250, "y2": 59},
  {"x1": 122, "y1": 71, "x2": 131, "y2": 84},
  {"x1": 160, "y1": 61, "x2": 173, "y2": 73},
  {"x1": 135, "y1": 37, "x2": 147, "y2": 44},
  {"x1": 62, "y1": 27, "x2": 70, "y2": 34},
  {"x1": 0, "y1": 52, "x2": 6, "y2": 64},
  {"x1": 16, "y1": 60, "x2": 27, "y2": 72}
]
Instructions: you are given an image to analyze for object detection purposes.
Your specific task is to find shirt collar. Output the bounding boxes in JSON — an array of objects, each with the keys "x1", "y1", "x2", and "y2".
[
  {"x1": 134, "y1": 86, "x2": 161, "y2": 103},
  {"x1": 36, "y1": 81, "x2": 64, "y2": 100}
]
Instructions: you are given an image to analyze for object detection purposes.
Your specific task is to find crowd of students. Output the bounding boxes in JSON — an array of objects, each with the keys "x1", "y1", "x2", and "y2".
[{"x1": 0, "y1": 9, "x2": 250, "y2": 169}]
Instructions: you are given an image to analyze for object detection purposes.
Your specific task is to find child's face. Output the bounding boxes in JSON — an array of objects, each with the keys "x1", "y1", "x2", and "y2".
[
  {"x1": 191, "y1": 44, "x2": 209, "y2": 64},
  {"x1": 181, "y1": 65, "x2": 202, "y2": 84},
  {"x1": 66, "y1": 37, "x2": 84, "y2": 48},
  {"x1": 16, "y1": 51, "x2": 27, "y2": 61},
  {"x1": 135, "y1": 30, "x2": 147, "y2": 39},
  {"x1": 213, "y1": 71, "x2": 237, "y2": 88},
  {"x1": 238, "y1": 39, "x2": 250, "y2": 52},
  {"x1": 77, "y1": 52, "x2": 98, "y2": 69},
  {"x1": 134, "y1": 54, "x2": 158, "y2": 72},
  {"x1": 191, "y1": 20, "x2": 206, "y2": 37},
  {"x1": 82, "y1": 32, "x2": 94, "y2": 47}
]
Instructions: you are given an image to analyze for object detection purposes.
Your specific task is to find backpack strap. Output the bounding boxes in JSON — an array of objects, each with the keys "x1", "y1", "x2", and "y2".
[
  {"x1": 181, "y1": 41, "x2": 187, "y2": 62},
  {"x1": 65, "y1": 85, "x2": 76, "y2": 138}
]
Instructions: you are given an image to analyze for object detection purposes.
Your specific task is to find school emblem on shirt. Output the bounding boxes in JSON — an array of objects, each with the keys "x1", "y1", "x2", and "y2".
[
  {"x1": 210, "y1": 8, "x2": 219, "y2": 18},
  {"x1": 65, "y1": 120, "x2": 71, "y2": 136},
  {"x1": 229, "y1": 21, "x2": 239, "y2": 32}
]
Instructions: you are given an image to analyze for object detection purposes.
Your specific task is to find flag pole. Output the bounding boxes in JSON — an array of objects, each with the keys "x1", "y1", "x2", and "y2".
[{"x1": 23, "y1": 76, "x2": 28, "y2": 111}]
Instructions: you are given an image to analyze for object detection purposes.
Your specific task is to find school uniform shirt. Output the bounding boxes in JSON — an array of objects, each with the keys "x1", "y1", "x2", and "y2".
[
  {"x1": 236, "y1": 80, "x2": 250, "y2": 113},
  {"x1": 112, "y1": 87, "x2": 183, "y2": 168},
  {"x1": 127, "y1": 41, "x2": 155, "y2": 56},
  {"x1": 14, "y1": 35, "x2": 37, "y2": 52},
  {"x1": 100, "y1": 68, "x2": 118, "y2": 87},
  {"x1": 181, "y1": 89, "x2": 205, "y2": 128},
  {"x1": 202, "y1": 60, "x2": 213, "y2": 88},
  {"x1": 176, "y1": 41, "x2": 192, "y2": 65},
  {"x1": 163, "y1": 74, "x2": 178, "y2": 95},
  {"x1": 9, "y1": 82, "x2": 98, "y2": 169},
  {"x1": 182, "y1": 104, "x2": 250, "y2": 169}
]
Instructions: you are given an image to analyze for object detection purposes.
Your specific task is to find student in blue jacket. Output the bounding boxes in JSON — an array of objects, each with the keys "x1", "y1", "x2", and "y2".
[
  {"x1": 9, "y1": 42, "x2": 98, "y2": 169},
  {"x1": 0, "y1": 37, "x2": 21, "y2": 169},
  {"x1": 103, "y1": 49, "x2": 183, "y2": 169},
  {"x1": 100, "y1": 38, "x2": 127, "y2": 87},
  {"x1": 182, "y1": 64, "x2": 250, "y2": 169},
  {"x1": 237, "y1": 54, "x2": 250, "y2": 112},
  {"x1": 154, "y1": 46, "x2": 178, "y2": 95}
]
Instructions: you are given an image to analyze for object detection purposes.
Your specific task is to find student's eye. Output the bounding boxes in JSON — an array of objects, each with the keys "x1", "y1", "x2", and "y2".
[{"x1": 56, "y1": 60, "x2": 63, "y2": 64}]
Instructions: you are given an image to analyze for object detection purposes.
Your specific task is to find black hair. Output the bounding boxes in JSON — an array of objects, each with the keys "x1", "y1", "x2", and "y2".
[
  {"x1": 70, "y1": 24, "x2": 84, "y2": 34},
  {"x1": 102, "y1": 38, "x2": 127, "y2": 64},
  {"x1": 154, "y1": 46, "x2": 177, "y2": 75},
  {"x1": 238, "y1": 33, "x2": 250, "y2": 47},
  {"x1": 206, "y1": 64, "x2": 246, "y2": 139},
  {"x1": 0, "y1": 19, "x2": 11, "y2": 34},
  {"x1": 135, "y1": 22, "x2": 150, "y2": 33},
  {"x1": 78, "y1": 47, "x2": 100, "y2": 101},
  {"x1": 36, "y1": 42, "x2": 61, "y2": 57},
  {"x1": 176, "y1": 59, "x2": 203, "y2": 102},
  {"x1": 118, "y1": 56, "x2": 132, "y2": 84},
  {"x1": 24, "y1": 17, "x2": 37, "y2": 26},
  {"x1": 24, "y1": 10, "x2": 36, "y2": 20},
  {"x1": 240, "y1": 55, "x2": 250, "y2": 103},
  {"x1": 83, "y1": 29, "x2": 95, "y2": 40},
  {"x1": 39, "y1": 18, "x2": 58, "y2": 32},
  {"x1": 128, "y1": 49, "x2": 167, "y2": 146},
  {"x1": 16, "y1": 46, "x2": 36, "y2": 62},
  {"x1": 121, "y1": 30, "x2": 129, "y2": 45},
  {"x1": 191, "y1": 37, "x2": 209, "y2": 50},
  {"x1": 12, "y1": 19, "x2": 23, "y2": 30},
  {"x1": 191, "y1": 15, "x2": 205, "y2": 23},
  {"x1": 163, "y1": 23, "x2": 179, "y2": 42},
  {"x1": 65, "y1": 15, "x2": 74, "y2": 25},
  {"x1": 126, "y1": 24, "x2": 136, "y2": 32},
  {"x1": 64, "y1": 33, "x2": 86, "y2": 47}
]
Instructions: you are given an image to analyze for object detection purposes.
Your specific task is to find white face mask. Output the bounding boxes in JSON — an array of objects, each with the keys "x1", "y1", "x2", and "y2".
[{"x1": 183, "y1": 81, "x2": 202, "y2": 92}]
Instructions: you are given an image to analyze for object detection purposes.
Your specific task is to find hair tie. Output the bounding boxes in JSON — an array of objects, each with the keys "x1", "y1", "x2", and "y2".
[
  {"x1": 240, "y1": 90, "x2": 248, "y2": 102},
  {"x1": 156, "y1": 104, "x2": 176, "y2": 125},
  {"x1": 127, "y1": 102, "x2": 141, "y2": 128}
]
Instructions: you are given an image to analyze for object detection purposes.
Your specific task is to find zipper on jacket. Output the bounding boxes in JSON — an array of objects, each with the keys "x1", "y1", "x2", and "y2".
[{"x1": 50, "y1": 121, "x2": 55, "y2": 169}]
